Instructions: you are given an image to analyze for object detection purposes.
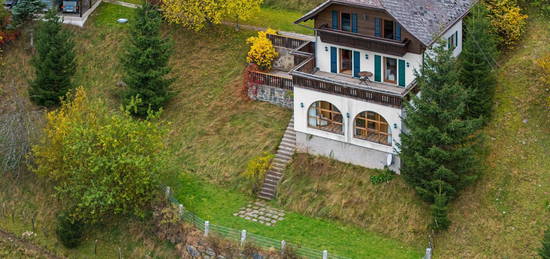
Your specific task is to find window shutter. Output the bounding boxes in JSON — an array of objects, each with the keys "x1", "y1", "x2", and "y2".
[
  {"x1": 353, "y1": 51, "x2": 361, "y2": 78},
  {"x1": 332, "y1": 11, "x2": 338, "y2": 29},
  {"x1": 398, "y1": 59, "x2": 406, "y2": 87},
  {"x1": 455, "y1": 31, "x2": 458, "y2": 47},
  {"x1": 374, "y1": 18, "x2": 381, "y2": 37},
  {"x1": 447, "y1": 37, "x2": 451, "y2": 49},
  {"x1": 351, "y1": 13, "x2": 358, "y2": 33},
  {"x1": 330, "y1": 47, "x2": 338, "y2": 73},
  {"x1": 374, "y1": 55, "x2": 382, "y2": 82},
  {"x1": 395, "y1": 23, "x2": 401, "y2": 41}
]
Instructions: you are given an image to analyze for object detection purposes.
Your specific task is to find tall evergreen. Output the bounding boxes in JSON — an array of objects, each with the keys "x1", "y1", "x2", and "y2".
[
  {"x1": 400, "y1": 43, "x2": 482, "y2": 229},
  {"x1": 11, "y1": 0, "x2": 45, "y2": 25},
  {"x1": 28, "y1": 9, "x2": 76, "y2": 107},
  {"x1": 540, "y1": 227, "x2": 550, "y2": 259},
  {"x1": 121, "y1": 2, "x2": 174, "y2": 117},
  {"x1": 460, "y1": 4, "x2": 498, "y2": 122}
]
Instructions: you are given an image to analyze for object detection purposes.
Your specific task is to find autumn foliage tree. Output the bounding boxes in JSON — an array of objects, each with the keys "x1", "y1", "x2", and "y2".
[
  {"x1": 31, "y1": 87, "x2": 170, "y2": 224},
  {"x1": 484, "y1": 0, "x2": 528, "y2": 48},
  {"x1": 225, "y1": 0, "x2": 263, "y2": 29},
  {"x1": 246, "y1": 29, "x2": 278, "y2": 71}
]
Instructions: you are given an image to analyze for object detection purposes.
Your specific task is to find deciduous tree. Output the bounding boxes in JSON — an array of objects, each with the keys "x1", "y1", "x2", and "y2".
[
  {"x1": 246, "y1": 29, "x2": 278, "y2": 71},
  {"x1": 121, "y1": 2, "x2": 174, "y2": 117},
  {"x1": 460, "y1": 4, "x2": 498, "y2": 122},
  {"x1": 225, "y1": 0, "x2": 263, "y2": 29},
  {"x1": 484, "y1": 0, "x2": 528, "y2": 48},
  {"x1": 28, "y1": 9, "x2": 76, "y2": 107},
  {"x1": 161, "y1": 0, "x2": 225, "y2": 31},
  {"x1": 31, "y1": 87, "x2": 170, "y2": 224},
  {"x1": 400, "y1": 43, "x2": 482, "y2": 230}
]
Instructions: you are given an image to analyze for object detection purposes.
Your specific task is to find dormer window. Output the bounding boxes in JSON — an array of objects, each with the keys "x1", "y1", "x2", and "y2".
[
  {"x1": 383, "y1": 20, "x2": 395, "y2": 40},
  {"x1": 341, "y1": 13, "x2": 351, "y2": 32}
]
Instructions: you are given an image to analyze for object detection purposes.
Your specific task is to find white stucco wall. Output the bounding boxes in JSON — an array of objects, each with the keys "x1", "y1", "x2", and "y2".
[
  {"x1": 314, "y1": 36, "x2": 423, "y2": 87},
  {"x1": 441, "y1": 19, "x2": 463, "y2": 57},
  {"x1": 293, "y1": 87, "x2": 402, "y2": 155}
]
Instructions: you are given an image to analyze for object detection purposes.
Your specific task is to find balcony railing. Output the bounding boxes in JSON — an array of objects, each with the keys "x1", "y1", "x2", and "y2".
[
  {"x1": 267, "y1": 34, "x2": 310, "y2": 50},
  {"x1": 248, "y1": 70, "x2": 293, "y2": 90},
  {"x1": 291, "y1": 57, "x2": 404, "y2": 108},
  {"x1": 316, "y1": 26, "x2": 411, "y2": 57}
]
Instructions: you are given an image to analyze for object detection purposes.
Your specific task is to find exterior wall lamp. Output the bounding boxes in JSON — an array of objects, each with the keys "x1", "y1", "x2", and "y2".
[
  {"x1": 393, "y1": 123, "x2": 398, "y2": 129},
  {"x1": 325, "y1": 46, "x2": 328, "y2": 52},
  {"x1": 365, "y1": 54, "x2": 369, "y2": 60},
  {"x1": 300, "y1": 102, "x2": 304, "y2": 108},
  {"x1": 346, "y1": 112, "x2": 350, "y2": 118},
  {"x1": 406, "y1": 62, "x2": 410, "y2": 68}
]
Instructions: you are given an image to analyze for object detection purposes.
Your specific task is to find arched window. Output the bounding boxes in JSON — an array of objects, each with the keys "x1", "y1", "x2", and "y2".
[
  {"x1": 354, "y1": 111, "x2": 391, "y2": 145},
  {"x1": 308, "y1": 101, "x2": 343, "y2": 134}
]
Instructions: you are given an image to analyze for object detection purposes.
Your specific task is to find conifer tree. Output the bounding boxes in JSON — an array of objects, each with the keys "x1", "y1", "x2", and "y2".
[
  {"x1": 460, "y1": 4, "x2": 498, "y2": 122},
  {"x1": 28, "y1": 9, "x2": 76, "y2": 107},
  {"x1": 400, "y1": 43, "x2": 482, "y2": 229},
  {"x1": 121, "y1": 2, "x2": 174, "y2": 117},
  {"x1": 11, "y1": 0, "x2": 45, "y2": 25},
  {"x1": 540, "y1": 227, "x2": 550, "y2": 259},
  {"x1": 430, "y1": 187, "x2": 451, "y2": 231}
]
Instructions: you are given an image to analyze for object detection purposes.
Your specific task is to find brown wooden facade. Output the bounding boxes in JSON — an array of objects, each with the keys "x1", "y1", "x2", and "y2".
[{"x1": 313, "y1": 4, "x2": 425, "y2": 55}]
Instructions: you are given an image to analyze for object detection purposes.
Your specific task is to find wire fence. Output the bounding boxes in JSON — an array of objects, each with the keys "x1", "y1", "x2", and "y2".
[{"x1": 165, "y1": 186, "x2": 351, "y2": 259}]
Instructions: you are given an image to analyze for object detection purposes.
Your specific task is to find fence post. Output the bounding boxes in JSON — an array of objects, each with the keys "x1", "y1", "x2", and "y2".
[
  {"x1": 280, "y1": 240, "x2": 286, "y2": 255},
  {"x1": 165, "y1": 186, "x2": 171, "y2": 200},
  {"x1": 204, "y1": 221, "x2": 210, "y2": 237},
  {"x1": 424, "y1": 248, "x2": 432, "y2": 259},
  {"x1": 322, "y1": 250, "x2": 328, "y2": 259},
  {"x1": 240, "y1": 230, "x2": 247, "y2": 246}
]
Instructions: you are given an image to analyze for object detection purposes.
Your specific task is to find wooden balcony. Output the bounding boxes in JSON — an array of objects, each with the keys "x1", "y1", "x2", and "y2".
[
  {"x1": 248, "y1": 70, "x2": 293, "y2": 90},
  {"x1": 316, "y1": 26, "x2": 410, "y2": 57},
  {"x1": 290, "y1": 57, "x2": 416, "y2": 108}
]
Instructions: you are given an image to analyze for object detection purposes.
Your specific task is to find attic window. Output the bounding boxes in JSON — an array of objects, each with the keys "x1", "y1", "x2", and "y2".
[
  {"x1": 383, "y1": 20, "x2": 395, "y2": 39},
  {"x1": 341, "y1": 13, "x2": 351, "y2": 32}
]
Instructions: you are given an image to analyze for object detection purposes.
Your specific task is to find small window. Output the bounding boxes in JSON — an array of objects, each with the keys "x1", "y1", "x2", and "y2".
[
  {"x1": 341, "y1": 13, "x2": 351, "y2": 32},
  {"x1": 308, "y1": 101, "x2": 344, "y2": 134},
  {"x1": 448, "y1": 33, "x2": 456, "y2": 49},
  {"x1": 383, "y1": 20, "x2": 395, "y2": 40},
  {"x1": 384, "y1": 57, "x2": 397, "y2": 84},
  {"x1": 354, "y1": 111, "x2": 391, "y2": 145}
]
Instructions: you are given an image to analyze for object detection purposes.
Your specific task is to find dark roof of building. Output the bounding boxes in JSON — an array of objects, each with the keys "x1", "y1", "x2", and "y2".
[{"x1": 295, "y1": 0, "x2": 476, "y2": 46}]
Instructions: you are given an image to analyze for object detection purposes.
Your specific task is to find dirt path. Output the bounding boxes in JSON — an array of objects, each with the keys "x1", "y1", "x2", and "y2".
[{"x1": 0, "y1": 229, "x2": 64, "y2": 259}]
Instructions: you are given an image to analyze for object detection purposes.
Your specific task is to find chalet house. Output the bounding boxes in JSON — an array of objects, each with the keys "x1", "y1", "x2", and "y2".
[{"x1": 288, "y1": 0, "x2": 475, "y2": 172}]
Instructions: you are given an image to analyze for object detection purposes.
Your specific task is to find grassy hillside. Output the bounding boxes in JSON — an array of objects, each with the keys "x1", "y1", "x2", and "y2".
[{"x1": 278, "y1": 13, "x2": 550, "y2": 258}]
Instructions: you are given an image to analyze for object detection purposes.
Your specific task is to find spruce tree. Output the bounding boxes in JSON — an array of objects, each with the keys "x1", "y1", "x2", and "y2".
[
  {"x1": 11, "y1": 0, "x2": 45, "y2": 25},
  {"x1": 460, "y1": 4, "x2": 498, "y2": 123},
  {"x1": 400, "y1": 43, "x2": 482, "y2": 217},
  {"x1": 540, "y1": 227, "x2": 550, "y2": 259},
  {"x1": 121, "y1": 2, "x2": 174, "y2": 117},
  {"x1": 28, "y1": 9, "x2": 76, "y2": 107},
  {"x1": 430, "y1": 187, "x2": 451, "y2": 231}
]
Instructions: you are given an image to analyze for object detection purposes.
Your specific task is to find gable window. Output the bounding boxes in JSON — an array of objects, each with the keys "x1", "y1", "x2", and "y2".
[
  {"x1": 448, "y1": 31, "x2": 457, "y2": 49},
  {"x1": 354, "y1": 111, "x2": 391, "y2": 145},
  {"x1": 341, "y1": 13, "x2": 351, "y2": 32},
  {"x1": 340, "y1": 49, "x2": 353, "y2": 75},
  {"x1": 384, "y1": 57, "x2": 397, "y2": 84},
  {"x1": 308, "y1": 101, "x2": 343, "y2": 134},
  {"x1": 383, "y1": 20, "x2": 395, "y2": 40}
]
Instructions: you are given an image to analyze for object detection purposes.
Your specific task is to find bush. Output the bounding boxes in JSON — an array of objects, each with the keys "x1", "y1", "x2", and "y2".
[
  {"x1": 241, "y1": 152, "x2": 274, "y2": 194},
  {"x1": 246, "y1": 29, "x2": 279, "y2": 71},
  {"x1": 484, "y1": 0, "x2": 528, "y2": 49},
  {"x1": 56, "y1": 213, "x2": 83, "y2": 248},
  {"x1": 370, "y1": 168, "x2": 395, "y2": 185}
]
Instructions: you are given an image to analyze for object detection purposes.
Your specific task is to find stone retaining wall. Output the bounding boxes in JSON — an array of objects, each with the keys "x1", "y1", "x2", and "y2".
[{"x1": 247, "y1": 84, "x2": 293, "y2": 109}]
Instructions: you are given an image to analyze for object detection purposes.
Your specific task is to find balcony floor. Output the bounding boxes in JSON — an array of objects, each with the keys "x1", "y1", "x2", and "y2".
[{"x1": 313, "y1": 71, "x2": 407, "y2": 95}]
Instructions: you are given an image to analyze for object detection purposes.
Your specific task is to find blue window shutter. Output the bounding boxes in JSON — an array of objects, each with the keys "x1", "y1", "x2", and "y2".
[
  {"x1": 330, "y1": 47, "x2": 338, "y2": 73},
  {"x1": 374, "y1": 55, "x2": 382, "y2": 82},
  {"x1": 398, "y1": 59, "x2": 406, "y2": 87},
  {"x1": 374, "y1": 18, "x2": 381, "y2": 37},
  {"x1": 353, "y1": 51, "x2": 360, "y2": 78},
  {"x1": 332, "y1": 11, "x2": 338, "y2": 29},
  {"x1": 351, "y1": 13, "x2": 358, "y2": 33},
  {"x1": 455, "y1": 31, "x2": 458, "y2": 46},
  {"x1": 395, "y1": 23, "x2": 401, "y2": 41}
]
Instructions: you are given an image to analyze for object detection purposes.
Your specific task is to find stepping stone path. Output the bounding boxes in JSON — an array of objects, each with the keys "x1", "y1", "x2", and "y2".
[{"x1": 233, "y1": 201, "x2": 286, "y2": 226}]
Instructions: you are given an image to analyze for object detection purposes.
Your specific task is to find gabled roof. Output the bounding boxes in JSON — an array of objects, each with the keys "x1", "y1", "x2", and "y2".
[{"x1": 295, "y1": 0, "x2": 476, "y2": 46}]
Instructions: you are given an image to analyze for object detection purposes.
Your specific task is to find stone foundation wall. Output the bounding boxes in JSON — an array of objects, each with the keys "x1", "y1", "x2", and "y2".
[
  {"x1": 248, "y1": 84, "x2": 293, "y2": 109},
  {"x1": 272, "y1": 47, "x2": 294, "y2": 71}
]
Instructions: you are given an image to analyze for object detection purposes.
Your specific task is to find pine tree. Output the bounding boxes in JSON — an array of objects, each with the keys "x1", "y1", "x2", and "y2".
[
  {"x1": 121, "y1": 2, "x2": 174, "y2": 117},
  {"x1": 430, "y1": 191, "x2": 451, "y2": 231},
  {"x1": 400, "y1": 43, "x2": 482, "y2": 206},
  {"x1": 460, "y1": 4, "x2": 498, "y2": 123},
  {"x1": 540, "y1": 227, "x2": 550, "y2": 259},
  {"x1": 11, "y1": 0, "x2": 45, "y2": 25},
  {"x1": 28, "y1": 9, "x2": 76, "y2": 107}
]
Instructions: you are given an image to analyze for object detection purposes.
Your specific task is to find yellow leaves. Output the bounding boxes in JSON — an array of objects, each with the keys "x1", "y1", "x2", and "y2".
[
  {"x1": 536, "y1": 55, "x2": 550, "y2": 107},
  {"x1": 246, "y1": 29, "x2": 278, "y2": 71},
  {"x1": 484, "y1": 0, "x2": 528, "y2": 48},
  {"x1": 224, "y1": 0, "x2": 263, "y2": 22}
]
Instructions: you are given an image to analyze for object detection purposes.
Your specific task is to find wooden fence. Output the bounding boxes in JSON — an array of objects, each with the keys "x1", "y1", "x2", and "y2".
[{"x1": 248, "y1": 70, "x2": 293, "y2": 90}]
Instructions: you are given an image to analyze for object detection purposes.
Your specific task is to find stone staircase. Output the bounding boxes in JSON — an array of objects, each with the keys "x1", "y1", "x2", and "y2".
[{"x1": 258, "y1": 117, "x2": 296, "y2": 200}]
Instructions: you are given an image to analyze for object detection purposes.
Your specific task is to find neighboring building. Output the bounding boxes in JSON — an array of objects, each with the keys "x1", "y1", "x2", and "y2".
[{"x1": 289, "y1": 0, "x2": 474, "y2": 173}]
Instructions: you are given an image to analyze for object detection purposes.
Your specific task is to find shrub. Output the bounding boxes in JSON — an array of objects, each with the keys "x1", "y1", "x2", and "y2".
[
  {"x1": 484, "y1": 0, "x2": 528, "y2": 49},
  {"x1": 530, "y1": 0, "x2": 550, "y2": 17},
  {"x1": 430, "y1": 192, "x2": 451, "y2": 231},
  {"x1": 536, "y1": 55, "x2": 550, "y2": 108},
  {"x1": 540, "y1": 226, "x2": 550, "y2": 258},
  {"x1": 56, "y1": 212, "x2": 83, "y2": 248},
  {"x1": 246, "y1": 29, "x2": 279, "y2": 71},
  {"x1": 241, "y1": 152, "x2": 274, "y2": 194},
  {"x1": 31, "y1": 87, "x2": 170, "y2": 224},
  {"x1": 370, "y1": 168, "x2": 395, "y2": 185}
]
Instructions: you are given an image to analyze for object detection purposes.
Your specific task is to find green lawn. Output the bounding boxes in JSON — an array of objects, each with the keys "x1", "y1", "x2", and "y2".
[
  {"x1": 174, "y1": 173, "x2": 422, "y2": 259},
  {"x1": 242, "y1": 7, "x2": 314, "y2": 35}
]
